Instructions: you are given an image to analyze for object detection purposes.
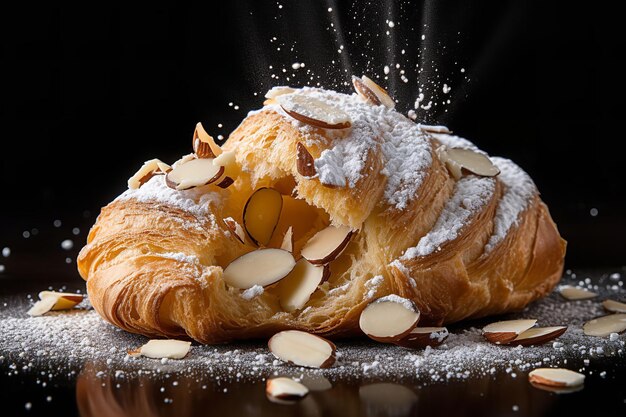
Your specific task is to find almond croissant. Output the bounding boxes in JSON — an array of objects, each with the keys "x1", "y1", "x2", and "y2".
[{"x1": 78, "y1": 85, "x2": 566, "y2": 343}]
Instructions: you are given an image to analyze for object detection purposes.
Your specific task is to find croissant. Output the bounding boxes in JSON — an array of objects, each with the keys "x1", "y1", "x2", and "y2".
[{"x1": 78, "y1": 82, "x2": 566, "y2": 343}]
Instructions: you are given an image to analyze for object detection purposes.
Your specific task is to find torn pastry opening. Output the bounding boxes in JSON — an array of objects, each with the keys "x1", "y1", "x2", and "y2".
[{"x1": 210, "y1": 171, "x2": 365, "y2": 320}]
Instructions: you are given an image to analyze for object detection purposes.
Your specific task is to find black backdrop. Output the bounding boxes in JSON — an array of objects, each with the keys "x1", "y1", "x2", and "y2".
[{"x1": 0, "y1": 1, "x2": 624, "y2": 281}]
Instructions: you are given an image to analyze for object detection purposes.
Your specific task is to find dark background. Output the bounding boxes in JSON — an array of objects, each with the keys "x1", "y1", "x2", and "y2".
[{"x1": 0, "y1": 1, "x2": 624, "y2": 282}]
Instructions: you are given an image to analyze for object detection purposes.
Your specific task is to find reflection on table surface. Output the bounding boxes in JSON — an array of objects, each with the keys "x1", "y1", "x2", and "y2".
[{"x1": 75, "y1": 361, "x2": 561, "y2": 417}]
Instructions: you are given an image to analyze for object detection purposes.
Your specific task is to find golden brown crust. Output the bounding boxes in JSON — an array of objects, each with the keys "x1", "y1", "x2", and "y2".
[{"x1": 78, "y1": 107, "x2": 566, "y2": 343}]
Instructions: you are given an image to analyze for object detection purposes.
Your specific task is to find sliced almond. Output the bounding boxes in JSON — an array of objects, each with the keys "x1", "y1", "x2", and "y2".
[
  {"x1": 602, "y1": 299, "x2": 626, "y2": 313},
  {"x1": 528, "y1": 368, "x2": 585, "y2": 388},
  {"x1": 437, "y1": 145, "x2": 500, "y2": 179},
  {"x1": 529, "y1": 381, "x2": 584, "y2": 394},
  {"x1": 508, "y1": 326, "x2": 567, "y2": 346},
  {"x1": 165, "y1": 157, "x2": 224, "y2": 190},
  {"x1": 27, "y1": 291, "x2": 84, "y2": 316},
  {"x1": 395, "y1": 327, "x2": 449, "y2": 349},
  {"x1": 223, "y1": 248, "x2": 295, "y2": 289},
  {"x1": 264, "y1": 86, "x2": 297, "y2": 103},
  {"x1": 243, "y1": 188, "x2": 283, "y2": 246},
  {"x1": 193, "y1": 140, "x2": 215, "y2": 159},
  {"x1": 280, "y1": 226, "x2": 293, "y2": 252},
  {"x1": 266, "y1": 377, "x2": 309, "y2": 402},
  {"x1": 300, "y1": 225, "x2": 355, "y2": 265},
  {"x1": 156, "y1": 161, "x2": 172, "y2": 173},
  {"x1": 41, "y1": 291, "x2": 84, "y2": 310},
  {"x1": 216, "y1": 176, "x2": 234, "y2": 189},
  {"x1": 360, "y1": 75, "x2": 395, "y2": 109},
  {"x1": 559, "y1": 286, "x2": 598, "y2": 300},
  {"x1": 359, "y1": 295, "x2": 420, "y2": 343},
  {"x1": 223, "y1": 217, "x2": 246, "y2": 244},
  {"x1": 268, "y1": 330, "x2": 336, "y2": 368},
  {"x1": 192, "y1": 122, "x2": 222, "y2": 158},
  {"x1": 277, "y1": 94, "x2": 351, "y2": 129},
  {"x1": 27, "y1": 297, "x2": 58, "y2": 317},
  {"x1": 278, "y1": 259, "x2": 329, "y2": 312},
  {"x1": 213, "y1": 150, "x2": 238, "y2": 180},
  {"x1": 352, "y1": 75, "x2": 382, "y2": 106},
  {"x1": 417, "y1": 124, "x2": 452, "y2": 134},
  {"x1": 130, "y1": 339, "x2": 191, "y2": 359},
  {"x1": 296, "y1": 142, "x2": 317, "y2": 177},
  {"x1": 436, "y1": 146, "x2": 462, "y2": 179},
  {"x1": 483, "y1": 319, "x2": 537, "y2": 344},
  {"x1": 127, "y1": 158, "x2": 171, "y2": 189},
  {"x1": 213, "y1": 150, "x2": 235, "y2": 168},
  {"x1": 583, "y1": 313, "x2": 626, "y2": 337}
]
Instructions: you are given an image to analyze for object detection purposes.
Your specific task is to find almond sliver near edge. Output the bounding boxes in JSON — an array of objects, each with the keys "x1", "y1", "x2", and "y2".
[
  {"x1": 560, "y1": 286, "x2": 598, "y2": 300},
  {"x1": 138, "y1": 339, "x2": 191, "y2": 359},
  {"x1": 583, "y1": 313, "x2": 626, "y2": 337},
  {"x1": 509, "y1": 326, "x2": 567, "y2": 346},
  {"x1": 277, "y1": 94, "x2": 351, "y2": 129},
  {"x1": 603, "y1": 299, "x2": 626, "y2": 313},
  {"x1": 482, "y1": 319, "x2": 537, "y2": 344},
  {"x1": 268, "y1": 330, "x2": 336, "y2": 369},
  {"x1": 193, "y1": 122, "x2": 222, "y2": 158}
]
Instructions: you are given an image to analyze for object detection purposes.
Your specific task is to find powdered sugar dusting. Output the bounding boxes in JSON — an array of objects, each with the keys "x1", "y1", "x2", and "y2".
[
  {"x1": 364, "y1": 275, "x2": 384, "y2": 299},
  {"x1": 375, "y1": 294, "x2": 416, "y2": 312},
  {"x1": 276, "y1": 94, "x2": 350, "y2": 126},
  {"x1": 402, "y1": 176, "x2": 496, "y2": 258},
  {"x1": 159, "y1": 252, "x2": 200, "y2": 265},
  {"x1": 328, "y1": 282, "x2": 350, "y2": 295},
  {"x1": 268, "y1": 88, "x2": 433, "y2": 209},
  {"x1": 116, "y1": 175, "x2": 222, "y2": 228},
  {"x1": 484, "y1": 157, "x2": 537, "y2": 253},
  {"x1": 240, "y1": 285, "x2": 264, "y2": 300}
]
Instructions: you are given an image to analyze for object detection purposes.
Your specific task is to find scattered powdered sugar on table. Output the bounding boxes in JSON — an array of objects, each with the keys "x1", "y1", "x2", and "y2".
[
  {"x1": 483, "y1": 157, "x2": 537, "y2": 253},
  {"x1": 402, "y1": 176, "x2": 496, "y2": 258},
  {"x1": 0, "y1": 271, "x2": 624, "y2": 386}
]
